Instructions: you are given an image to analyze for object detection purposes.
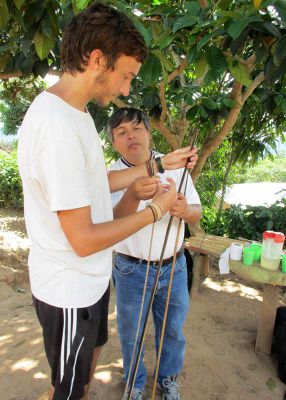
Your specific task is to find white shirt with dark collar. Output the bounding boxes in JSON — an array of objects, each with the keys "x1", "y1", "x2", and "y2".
[{"x1": 109, "y1": 151, "x2": 201, "y2": 260}]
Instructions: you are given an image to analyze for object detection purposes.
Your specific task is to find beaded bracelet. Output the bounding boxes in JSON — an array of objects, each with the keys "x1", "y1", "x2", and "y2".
[
  {"x1": 146, "y1": 204, "x2": 156, "y2": 222},
  {"x1": 146, "y1": 202, "x2": 163, "y2": 222},
  {"x1": 151, "y1": 202, "x2": 163, "y2": 220}
]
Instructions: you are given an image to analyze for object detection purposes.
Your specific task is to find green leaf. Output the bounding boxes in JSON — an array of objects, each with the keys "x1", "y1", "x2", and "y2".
[
  {"x1": 228, "y1": 61, "x2": 252, "y2": 87},
  {"x1": 223, "y1": 97, "x2": 235, "y2": 108},
  {"x1": 263, "y1": 22, "x2": 281, "y2": 38},
  {"x1": 253, "y1": 0, "x2": 263, "y2": 9},
  {"x1": 274, "y1": 4, "x2": 286, "y2": 27},
  {"x1": 72, "y1": 0, "x2": 90, "y2": 12},
  {"x1": 0, "y1": 53, "x2": 10, "y2": 72},
  {"x1": 33, "y1": 59, "x2": 50, "y2": 78},
  {"x1": 205, "y1": 46, "x2": 227, "y2": 80},
  {"x1": 154, "y1": 29, "x2": 174, "y2": 51},
  {"x1": 194, "y1": 53, "x2": 208, "y2": 79},
  {"x1": 217, "y1": 0, "x2": 232, "y2": 10},
  {"x1": 130, "y1": 16, "x2": 151, "y2": 47},
  {"x1": 21, "y1": 29, "x2": 36, "y2": 56},
  {"x1": 230, "y1": 27, "x2": 250, "y2": 56},
  {"x1": 188, "y1": 46, "x2": 199, "y2": 64},
  {"x1": 34, "y1": 30, "x2": 55, "y2": 60},
  {"x1": 139, "y1": 53, "x2": 162, "y2": 85},
  {"x1": 203, "y1": 98, "x2": 218, "y2": 110},
  {"x1": 186, "y1": 105, "x2": 198, "y2": 121},
  {"x1": 151, "y1": 49, "x2": 174, "y2": 73},
  {"x1": 264, "y1": 56, "x2": 286, "y2": 86},
  {"x1": 274, "y1": 95, "x2": 284, "y2": 106},
  {"x1": 41, "y1": 14, "x2": 53, "y2": 38},
  {"x1": 0, "y1": 0, "x2": 9, "y2": 29},
  {"x1": 185, "y1": 1, "x2": 201, "y2": 16},
  {"x1": 198, "y1": 105, "x2": 208, "y2": 119},
  {"x1": 13, "y1": 0, "x2": 25, "y2": 10},
  {"x1": 197, "y1": 29, "x2": 223, "y2": 52},
  {"x1": 227, "y1": 18, "x2": 250, "y2": 40},
  {"x1": 274, "y1": 34, "x2": 286, "y2": 66},
  {"x1": 0, "y1": 43, "x2": 11, "y2": 55},
  {"x1": 173, "y1": 14, "x2": 198, "y2": 33},
  {"x1": 280, "y1": 99, "x2": 286, "y2": 113}
]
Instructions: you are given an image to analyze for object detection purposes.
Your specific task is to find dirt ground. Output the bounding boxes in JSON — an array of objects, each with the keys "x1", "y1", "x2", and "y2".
[{"x1": 0, "y1": 208, "x2": 285, "y2": 400}]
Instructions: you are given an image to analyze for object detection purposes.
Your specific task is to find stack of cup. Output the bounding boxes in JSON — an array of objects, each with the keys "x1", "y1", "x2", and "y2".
[
  {"x1": 249, "y1": 242, "x2": 262, "y2": 262},
  {"x1": 243, "y1": 246, "x2": 255, "y2": 266},
  {"x1": 282, "y1": 253, "x2": 286, "y2": 273}
]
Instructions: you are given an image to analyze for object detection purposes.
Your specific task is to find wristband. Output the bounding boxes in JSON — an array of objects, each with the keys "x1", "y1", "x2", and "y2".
[
  {"x1": 155, "y1": 157, "x2": 164, "y2": 173},
  {"x1": 150, "y1": 202, "x2": 163, "y2": 221},
  {"x1": 146, "y1": 202, "x2": 163, "y2": 222},
  {"x1": 146, "y1": 204, "x2": 156, "y2": 222}
]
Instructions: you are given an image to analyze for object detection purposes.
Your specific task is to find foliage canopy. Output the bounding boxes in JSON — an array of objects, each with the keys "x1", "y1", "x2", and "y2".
[{"x1": 1, "y1": 0, "x2": 286, "y2": 183}]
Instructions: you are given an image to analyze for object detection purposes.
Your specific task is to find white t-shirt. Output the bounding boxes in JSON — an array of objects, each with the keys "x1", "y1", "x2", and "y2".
[
  {"x1": 110, "y1": 153, "x2": 201, "y2": 260},
  {"x1": 18, "y1": 91, "x2": 113, "y2": 308}
]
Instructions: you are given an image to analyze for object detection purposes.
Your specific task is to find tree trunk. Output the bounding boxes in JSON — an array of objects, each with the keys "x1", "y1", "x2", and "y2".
[{"x1": 191, "y1": 105, "x2": 242, "y2": 182}]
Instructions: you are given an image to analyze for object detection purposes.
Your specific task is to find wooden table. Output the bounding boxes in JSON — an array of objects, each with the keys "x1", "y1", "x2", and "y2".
[{"x1": 184, "y1": 234, "x2": 286, "y2": 355}]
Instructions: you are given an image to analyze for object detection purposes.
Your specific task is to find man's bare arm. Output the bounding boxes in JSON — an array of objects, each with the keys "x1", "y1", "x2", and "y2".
[
  {"x1": 108, "y1": 146, "x2": 198, "y2": 193},
  {"x1": 58, "y1": 179, "x2": 177, "y2": 257}
]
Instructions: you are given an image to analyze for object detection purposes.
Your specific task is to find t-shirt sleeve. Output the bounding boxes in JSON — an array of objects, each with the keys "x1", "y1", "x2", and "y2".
[
  {"x1": 32, "y1": 139, "x2": 91, "y2": 212},
  {"x1": 108, "y1": 160, "x2": 124, "y2": 207}
]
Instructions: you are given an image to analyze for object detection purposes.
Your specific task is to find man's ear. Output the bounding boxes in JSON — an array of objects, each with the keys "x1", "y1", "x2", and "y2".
[{"x1": 88, "y1": 49, "x2": 107, "y2": 71}]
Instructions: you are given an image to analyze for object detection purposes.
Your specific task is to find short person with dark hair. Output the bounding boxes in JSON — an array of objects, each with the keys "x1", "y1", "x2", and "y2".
[
  {"x1": 17, "y1": 2, "x2": 198, "y2": 400},
  {"x1": 108, "y1": 108, "x2": 202, "y2": 400}
]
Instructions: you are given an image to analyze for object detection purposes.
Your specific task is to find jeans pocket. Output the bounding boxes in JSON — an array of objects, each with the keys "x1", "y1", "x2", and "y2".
[
  {"x1": 114, "y1": 256, "x2": 136, "y2": 275},
  {"x1": 175, "y1": 255, "x2": 187, "y2": 272}
]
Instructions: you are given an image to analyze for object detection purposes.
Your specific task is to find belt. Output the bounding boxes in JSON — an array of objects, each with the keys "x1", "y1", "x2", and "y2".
[{"x1": 116, "y1": 247, "x2": 184, "y2": 267}]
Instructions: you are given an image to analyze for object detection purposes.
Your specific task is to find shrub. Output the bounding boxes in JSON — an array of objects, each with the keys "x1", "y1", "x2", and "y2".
[
  {"x1": 222, "y1": 201, "x2": 286, "y2": 241},
  {"x1": 202, "y1": 201, "x2": 286, "y2": 240},
  {"x1": 0, "y1": 149, "x2": 23, "y2": 209}
]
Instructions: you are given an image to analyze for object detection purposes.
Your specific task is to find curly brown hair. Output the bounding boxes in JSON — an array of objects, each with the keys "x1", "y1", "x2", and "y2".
[{"x1": 61, "y1": 2, "x2": 148, "y2": 73}]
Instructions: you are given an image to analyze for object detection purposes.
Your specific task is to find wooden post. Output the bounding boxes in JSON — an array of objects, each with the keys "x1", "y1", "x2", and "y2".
[
  {"x1": 190, "y1": 254, "x2": 203, "y2": 299},
  {"x1": 202, "y1": 254, "x2": 210, "y2": 278},
  {"x1": 255, "y1": 284, "x2": 280, "y2": 355}
]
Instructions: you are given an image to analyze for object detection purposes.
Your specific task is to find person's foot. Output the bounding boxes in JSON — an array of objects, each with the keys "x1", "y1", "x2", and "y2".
[
  {"x1": 158, "y1": 376, "x2": 181, "y2": 400},
  {"x1": 121, "y1": 387, "x2": 145, "y2": 400}
]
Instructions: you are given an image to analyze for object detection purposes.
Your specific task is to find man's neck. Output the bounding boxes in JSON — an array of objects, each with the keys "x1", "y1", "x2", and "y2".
[
  {"x1": 123, "y1": 148, "x2": 153, "y2": 166},
  {"x1": 47, "y1": 73, "x2": 91, "y2": 112}
]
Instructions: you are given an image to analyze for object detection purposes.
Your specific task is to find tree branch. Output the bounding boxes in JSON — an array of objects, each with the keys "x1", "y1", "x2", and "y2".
[
  {"x1": 0, "y1": 69, "x2": 61, "y2": 80},
  {"x1": 241, "y1": 72, "x2": 265, "y2": 104},
  {"x1": 167, "y1": 58, "x2": 188, "y2": 83},
  {"x1": 149, "y1": 116, "x2": 180, "y2": 150}
]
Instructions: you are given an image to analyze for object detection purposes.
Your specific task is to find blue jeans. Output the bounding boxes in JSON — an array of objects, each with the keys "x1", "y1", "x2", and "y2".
[{"x1": 113, "y1": 253, "x2": 189, "y2": 390}]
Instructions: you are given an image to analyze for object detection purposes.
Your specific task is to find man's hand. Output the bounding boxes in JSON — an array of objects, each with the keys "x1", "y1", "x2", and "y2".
[
  {"x1": 152, "y1": 178, "x2": 177, "y2": 215},
  {"x1": 127, "y1": 176, "x2": 159, "y2": 201},
  {"x1": 169, "y1": 192, "x2": 189, "y2": 218},
  {"x1": 161, "y1": 146, "x2": 198, "y2": 171}
]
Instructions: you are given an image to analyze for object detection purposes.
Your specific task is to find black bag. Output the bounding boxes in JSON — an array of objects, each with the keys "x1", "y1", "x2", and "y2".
[{"x1": 272, "y1": 306, "x2": 286, "y2": 384}]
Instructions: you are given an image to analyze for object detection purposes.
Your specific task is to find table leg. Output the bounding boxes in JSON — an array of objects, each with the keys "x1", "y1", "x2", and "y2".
[
  {"x1": 190, "y1": 254, "x2": 202, "y2": 299},
  {"x1": 202, "y1": 255, "x2": 210, "y2": 278},
  {"x1": 255, "y1": 284, "x2": 280, "y2": 355}
]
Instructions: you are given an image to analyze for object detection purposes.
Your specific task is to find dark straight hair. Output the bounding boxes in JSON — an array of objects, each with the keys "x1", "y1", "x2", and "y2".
[{"x1": 106, "y1": 107, "x2": 150, "y2": 141}]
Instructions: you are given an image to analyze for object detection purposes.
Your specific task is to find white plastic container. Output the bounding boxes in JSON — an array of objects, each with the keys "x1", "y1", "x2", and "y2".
[{"x1": 260, "y1": 231, "x2": 285, "y2": 271}]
